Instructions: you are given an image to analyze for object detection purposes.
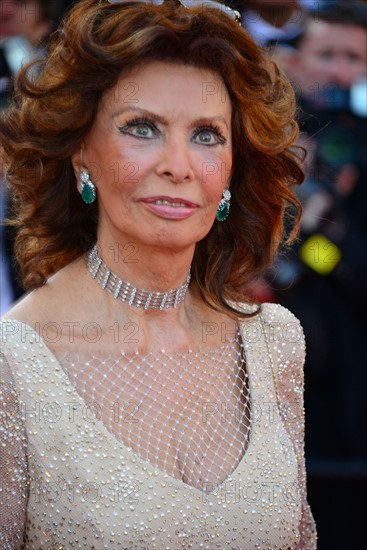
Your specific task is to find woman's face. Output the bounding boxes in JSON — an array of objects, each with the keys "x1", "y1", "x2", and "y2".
[{"x1": 77, "y1": 61, "x2": 233, "y2": 252}]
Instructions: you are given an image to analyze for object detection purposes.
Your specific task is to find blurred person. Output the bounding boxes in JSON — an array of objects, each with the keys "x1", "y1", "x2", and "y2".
[
  {"x1": 1, "y1": 0, "x2": 53, "y2": 42},
  {"x1": 268, "y1": 4, "x2": 367, "y2": 546},
  {"x1": 275, "y1": 0, "x2": 367, "y2": 104},
  {"x1": 0, "y1": 1, "x2": 317, "y2": 547},
  {"x1": 1, "y1": 0, "x2": 66, "y2": 101},
  {"x1": 0, "y1": 162, "x2": 18, "y2": 314},
  {"x1": 237, "y1": 0, "x2": 307, "y2": 46},
  {"x1": 1, "y1": 1, "x2": 66, "y2": 315},
  {"x1": 270, "y1": 0, "x2": 367, "y2": 455}
]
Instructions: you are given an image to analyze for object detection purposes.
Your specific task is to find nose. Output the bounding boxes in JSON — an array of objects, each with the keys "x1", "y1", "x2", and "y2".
[
  {"x1": 155, "y1": 136, "x2": 195, "y2": 184},
  {"x1": 328, "y1": 58, "x2": 356, "y2": 89}
]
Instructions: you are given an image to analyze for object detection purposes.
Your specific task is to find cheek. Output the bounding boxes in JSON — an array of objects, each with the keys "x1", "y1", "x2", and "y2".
[
  {"x1": 201, "y1": 162, "x2": 231, "y2": 190},
  {"x1": 198, "y1": 146, "x2": 232, "y2": 186},
  {"x1": 352, "y1": 58, "x2": 367, "y2": 73},
  {"x1": 87, "y1": 134, "x2": 140, "y2": 188},
  {"x1": 112, "y1": 149, "x2": 156, "y2": 190},
  {"x1": 199, "y1": 178, "x2": 226, "y2": 227},
  {"x1": 97, "y1": 156, "x2": 143, "y2": 197},
  {"x1": 312, "y1": 54, "x2": 333, "y2": 72},
  {"x1": 109, "y1": 162, "x2": 141, "y2": 190}
]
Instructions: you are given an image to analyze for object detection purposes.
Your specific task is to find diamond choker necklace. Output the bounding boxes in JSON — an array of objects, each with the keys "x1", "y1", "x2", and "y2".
[{"x1": 87, "y1": 244, "x2": 191, "y2": 310}]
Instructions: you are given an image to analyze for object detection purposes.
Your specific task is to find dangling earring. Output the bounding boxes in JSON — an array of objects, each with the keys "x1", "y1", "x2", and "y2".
[
  {"x1": 80, "y1": 170, "x2": 96, "y2": 204},
  {"x1": 216, "y1": 188, "x2": 231, "y2": 221}
]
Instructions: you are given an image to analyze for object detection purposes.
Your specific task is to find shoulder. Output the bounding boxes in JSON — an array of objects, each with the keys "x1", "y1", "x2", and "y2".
[
  {"x1": 259, "y1": 301, "x2": 303, "y2": 327},
  {"x1": 1, "y1": 287, "x2": 53, "y2": 346},
  {"x1": 236, "y1": 301, "x2": 304, "y2": 342},
  {"x1": 261, "y1": 303, "x2": 305, "y2": 354},
  {"x1": 259, "y1": 303, "x2": 306, "y2": 391},
  {"x1": 233, "y1": 300, "x2": 301, "y2": 323},
  {"x1": 236, "y1": 301, "x2": 306, "y2": 378},
  {"x1": 0, "y1": 317, "x2": 39, "y2": 358},
  {"x1": 0, "y1": 268, "x2": 75, "y2": 353},
  {"x1": 2, "y1": 255, "x2": 89, "y2": 329}
]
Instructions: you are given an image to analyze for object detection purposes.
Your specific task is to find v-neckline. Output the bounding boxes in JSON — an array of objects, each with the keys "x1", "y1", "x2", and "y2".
[{"x1": 6, "y1": 318, "x2": 263, "y2": 495}]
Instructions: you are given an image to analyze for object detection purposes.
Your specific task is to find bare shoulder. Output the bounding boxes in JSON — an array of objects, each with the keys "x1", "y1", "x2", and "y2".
[{"x1": 3, "y1": 256, "x2": 89, "y2": 329}]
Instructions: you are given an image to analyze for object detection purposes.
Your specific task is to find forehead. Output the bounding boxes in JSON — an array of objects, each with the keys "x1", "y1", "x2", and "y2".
[
  {"x1": 100, "y1": 60, "x2": 232, "y2": 118},
  {"x1": 302, "y1": 20, "x2": 367, "y2": 53}
]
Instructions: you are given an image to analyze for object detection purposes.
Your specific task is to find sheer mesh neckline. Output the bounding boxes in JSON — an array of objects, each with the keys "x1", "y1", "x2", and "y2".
[
  {"x1": 56, "y1": 331, "x2": 251, "y2": 492},
  {"x1": 7, "y1": 320, "x2": 252, "y2": 492}
]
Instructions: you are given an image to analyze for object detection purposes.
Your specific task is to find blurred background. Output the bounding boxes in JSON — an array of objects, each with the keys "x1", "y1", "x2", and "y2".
[
  {"x1": 1, "y1": 1, "x2": 367, "y2": 548},
  {"x1": 235, "y1": 1, "x2": 367, "y2": 547}
]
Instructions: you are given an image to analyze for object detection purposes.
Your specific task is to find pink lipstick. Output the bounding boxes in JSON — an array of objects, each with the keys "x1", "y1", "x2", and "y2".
[{"x1": 140, "y1": 196, "x2": 199, "y2": 219}]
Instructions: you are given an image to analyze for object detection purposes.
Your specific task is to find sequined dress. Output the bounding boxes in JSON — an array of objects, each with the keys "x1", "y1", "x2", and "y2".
[{"x1": 0, "y1": 303, "x2": 316, "y2": 549}]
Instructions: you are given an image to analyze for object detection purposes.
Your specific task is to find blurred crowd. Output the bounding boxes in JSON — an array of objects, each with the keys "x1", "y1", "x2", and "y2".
[
  {"x1": 1, "y1": 0, "x2": 73, "y2": 312},
  {"x1": 237, "y1": 1, "x2": 367, "y2": 547},
  {"x1": 248, "y1": 0, "x2": 367, "y2": 459},
  {"x1": 1, "y1": 1, "x2": 367, "y2": 548},
  {"x1": 241, "y1": 0, "x2": 367, "y2": 461}
]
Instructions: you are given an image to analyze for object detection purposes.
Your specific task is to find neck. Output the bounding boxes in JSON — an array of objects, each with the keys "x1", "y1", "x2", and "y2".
[
  {"x1": 95, "y1": 235, "x2": 195, "y2": 311},
  {"x1": 82, "y1": 236, "x2": 220, "y2": 352},
  {"x1": 85, "y1": 239, "x2": 205, "y2": 349}
]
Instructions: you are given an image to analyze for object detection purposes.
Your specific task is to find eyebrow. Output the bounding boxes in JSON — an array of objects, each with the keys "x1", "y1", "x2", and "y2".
[{"x1": 112, "y1": 107, "x2": 229, "y2": 130}]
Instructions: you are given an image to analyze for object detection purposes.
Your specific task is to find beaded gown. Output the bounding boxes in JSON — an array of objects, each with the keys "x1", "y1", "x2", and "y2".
[{"x1": 0, "y1": 303, "x2": 316, "y2": 549}]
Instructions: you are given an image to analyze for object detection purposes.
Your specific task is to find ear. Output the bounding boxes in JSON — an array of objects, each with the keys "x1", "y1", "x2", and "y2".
[
  {"x1": 229, "y1": 150, "x2": 236, "y2": 186},
  {"x1": 71, "y1": 144, "x2": 85, "y2": 193},
  {"x1": 71, "y1": 144, "x2": 84, "y2": 173}
]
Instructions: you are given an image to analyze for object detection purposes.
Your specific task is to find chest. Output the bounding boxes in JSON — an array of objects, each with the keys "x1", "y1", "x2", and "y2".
[
  {"x1": 62, "y1": 348, "x2": 250, "y2": 489},
  {"x1": 6, "y1": 319, "x2": 304, "y2": 548},
  {"x1": 20, "y1": 348, "x2": 302, "y2": 550}
]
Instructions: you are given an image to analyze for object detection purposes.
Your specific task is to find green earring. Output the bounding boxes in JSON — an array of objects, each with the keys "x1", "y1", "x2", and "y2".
[
  {"x1": 216, "y1": 188, "x2": 231, "y2": 221},
  {"x1": 80, "y1": 170, "x2": 96, "y2": 204}
]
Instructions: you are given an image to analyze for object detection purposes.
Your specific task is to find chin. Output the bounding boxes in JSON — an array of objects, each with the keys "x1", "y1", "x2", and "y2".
[{"x1": 141, "y1": 232, "x2": 199, "y2": 251}]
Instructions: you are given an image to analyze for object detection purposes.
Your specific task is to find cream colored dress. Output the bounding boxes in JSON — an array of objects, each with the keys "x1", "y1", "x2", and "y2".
[{"x1": 0, "y1": 303, "x2": 316, "y2": 549}]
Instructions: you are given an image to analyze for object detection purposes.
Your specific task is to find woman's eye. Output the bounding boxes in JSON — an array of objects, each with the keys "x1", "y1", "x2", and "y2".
[
  {"x1": 193, "y1": 127, "x2": 227, "y2": 146},
  {"x1": 119, "y1": 119, "x2": 157, "y2": 139},
  {"x1": 197, "y1": 130, "x2": 214, "y2": 143},
  {"x1": 131, "y1": 124, "x2": 154, "y2": 138}
]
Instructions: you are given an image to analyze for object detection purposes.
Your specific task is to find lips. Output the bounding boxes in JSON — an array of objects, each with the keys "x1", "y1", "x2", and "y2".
[
  {"x1": 141, "y1": 196, "x2": 199, "y2": 208},
  {"x1": 139, "y1": 196, "x2": 199, "y2": 220}
]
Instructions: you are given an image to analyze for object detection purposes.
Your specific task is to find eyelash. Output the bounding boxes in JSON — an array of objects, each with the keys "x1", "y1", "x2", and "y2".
[
  {"x1": 119, "y1": 117, "x2": 157, "y2": 136},
  {"x1": 118, "y1": 117, "x2": 227, "y2": 145},
  {"x1": 192, "y1": 124, "x2": 227, "y2": 145}
]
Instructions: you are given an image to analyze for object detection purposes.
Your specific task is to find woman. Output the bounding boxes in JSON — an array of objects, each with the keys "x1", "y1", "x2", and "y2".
[{"x1": 0, "y1": 0, "x2": 317, "y2": 548}]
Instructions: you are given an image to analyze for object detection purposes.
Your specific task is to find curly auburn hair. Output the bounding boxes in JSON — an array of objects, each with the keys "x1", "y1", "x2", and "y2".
[{"x1": 0, "y1": 0, "x2": 303, "y2": 317}]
